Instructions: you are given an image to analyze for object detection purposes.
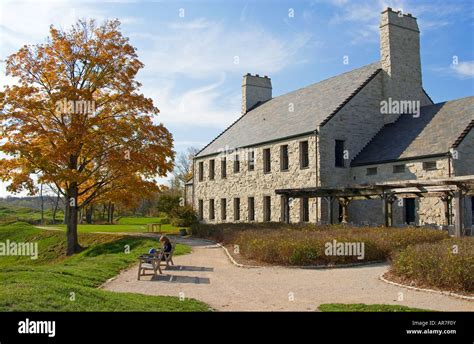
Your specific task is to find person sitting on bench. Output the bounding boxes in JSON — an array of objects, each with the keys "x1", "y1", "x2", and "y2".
[{"x1": 159, "y1": 235, "x2": 172, "y2": 260}]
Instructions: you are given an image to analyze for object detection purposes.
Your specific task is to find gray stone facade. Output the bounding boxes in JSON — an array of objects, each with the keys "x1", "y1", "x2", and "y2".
[
  {"x1": 193, "y1": 134, "x2": 318, "y2": 223},
  {"x1": 191, "y1": 8, "x2": 474, "y2": 229}
]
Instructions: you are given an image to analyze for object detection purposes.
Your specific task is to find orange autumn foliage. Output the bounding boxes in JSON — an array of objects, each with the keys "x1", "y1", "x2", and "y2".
[{"x1": 0, "y1": 19, "x2": 174, "y2": 254}]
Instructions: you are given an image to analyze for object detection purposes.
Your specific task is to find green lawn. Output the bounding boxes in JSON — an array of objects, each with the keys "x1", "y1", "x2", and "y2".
[
  {"x1": 45, "y1": 216, "x2": 185, "y2": 234},
  {"x1": 0, "y1": 204, "x2": 63, "y2": 224},
  {"x1": 318, "y1": 303, "x2": 433, "y2": 312},
  {"x1": 117, "y1": 217, "x2": 163, "y2": 225},
  {"x1": 0, "y1": 222, "x2": 210, "y2": 311}
]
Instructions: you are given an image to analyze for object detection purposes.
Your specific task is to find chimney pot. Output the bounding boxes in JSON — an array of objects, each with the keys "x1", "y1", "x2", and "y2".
[{"x1": 241, "y1": 73, "x2": 272, "y2": 114}]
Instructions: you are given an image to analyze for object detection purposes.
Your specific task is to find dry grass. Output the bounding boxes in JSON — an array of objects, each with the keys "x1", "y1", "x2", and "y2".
[
  {"x1": 391, "y1": 238, "x2": 474, "y2": 293},
  {"x1": 192, "y1": 223, "x2": 449, "y2": 266}
]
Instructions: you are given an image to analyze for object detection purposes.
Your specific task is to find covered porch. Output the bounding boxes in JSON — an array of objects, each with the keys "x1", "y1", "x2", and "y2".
[{"x1": 275, "y1": 175, "x2": 474, "y2": 237}]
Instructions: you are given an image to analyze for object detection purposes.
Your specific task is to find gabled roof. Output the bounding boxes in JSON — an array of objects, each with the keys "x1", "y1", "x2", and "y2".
[
  {"x1": 196, "y1": 62, "x2": 382, "y2": 158},
  {"x1": 351, "y1": 96, "x2": 474, "y2": 166}
]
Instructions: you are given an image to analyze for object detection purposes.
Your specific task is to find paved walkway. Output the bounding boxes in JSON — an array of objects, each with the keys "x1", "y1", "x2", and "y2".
[{"x1": 102, "y1": 237, "x2": 474, "y2": 311}]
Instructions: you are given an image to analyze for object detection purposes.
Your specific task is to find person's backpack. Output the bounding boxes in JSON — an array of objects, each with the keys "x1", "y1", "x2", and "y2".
[{"x1": 147, "y1": 248, "x2": 157, "y2": 263}]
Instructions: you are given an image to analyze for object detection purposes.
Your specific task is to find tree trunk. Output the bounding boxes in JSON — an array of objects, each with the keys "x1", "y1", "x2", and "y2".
[
  {"x1": 66, "y1": 184, "x2": 81, "y2": 255},
  {"x1": 102, "y1": 203, "x2": 106, "y2": 222},
  {"x1": 52, "y1": 193, "x2": 60, "y2": 224},
  {"x1": 110, "y1": 203, "x2": 115, "y2": 224},
  {"x1": 86, "y1": 205, "x2": 93, "y2": 224},
  {"x1": 40, "y1": 184, "x2": 44, "y2": 225}
]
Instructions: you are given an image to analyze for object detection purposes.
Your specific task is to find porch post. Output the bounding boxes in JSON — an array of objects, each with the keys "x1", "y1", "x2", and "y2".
[
  {"x1": 383, "y1": 193, "x2": 395, "y2": 227},
  {"x1": 338, "y1": 197, "x2": 351, "y2": 224},
  {"x1": 325, "y1": 196, "x2": 334, "y2": 224},
  {"x1": 441, "y1": 193, "x2": 453, "y2": 226},
  {"x1": 453, "y1": 189, "x2": 464, "y2": 237}
]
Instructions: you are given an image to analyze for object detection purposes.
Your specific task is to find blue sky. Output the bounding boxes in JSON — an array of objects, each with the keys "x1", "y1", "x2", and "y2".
[{"x1": 0, "y1": 0, "x2": 473, "y2": 196}]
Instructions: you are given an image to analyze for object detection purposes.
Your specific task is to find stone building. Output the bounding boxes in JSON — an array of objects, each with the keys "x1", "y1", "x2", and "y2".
[{"x1": 189, "y1": 8, "x2": 474, "y2": 233}]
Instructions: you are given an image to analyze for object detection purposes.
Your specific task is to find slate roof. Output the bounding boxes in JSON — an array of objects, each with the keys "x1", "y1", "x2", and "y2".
[
  {"x1": 351, "y1": 96, "x2": 474, "y2": 166},
  {"x1": 196, "y1": 62, "x2": 382, "y2": 157}
]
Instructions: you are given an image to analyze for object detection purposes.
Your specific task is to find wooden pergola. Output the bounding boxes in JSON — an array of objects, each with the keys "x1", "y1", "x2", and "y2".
[{"x1": 275, "y1": 176, "x2": 474, "y2": 237}]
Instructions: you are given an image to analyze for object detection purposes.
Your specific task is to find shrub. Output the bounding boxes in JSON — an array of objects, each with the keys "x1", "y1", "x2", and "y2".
[
  {"x1": 170, "y1": 206, "x2": 197, "y2": 227},
  {"x1": 392, "y1": 238, "x2": 474, "y2": 292},
  {"x1": 159, "y1": 217, "x2": 171, "y2": 225},
  {"x1": 192, "y1": 223, "x2": 449, "y2": 266},
  {"x1": 156, "y1": 193, "x2": 181, "y2": 214}
]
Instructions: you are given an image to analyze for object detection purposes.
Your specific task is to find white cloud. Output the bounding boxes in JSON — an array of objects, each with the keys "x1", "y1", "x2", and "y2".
[
  {"x1": 142, "y1": 74, "x2": 240, "y2": 128},
  {"x1": 325, "y1": 0, "x2": 463, "y2": 44},
  {"x1": 451, "y1": 61, "x2": 474, "y2": 79},
  {"x1": 135, "y1": 18, "x2": 312, "y2": 129},
  {"x1": 168, "y1": 18, "x2": 213, "y2": 30},
  {"x1": 139, "y1": 18, "x2": 312, "y2": 78}
]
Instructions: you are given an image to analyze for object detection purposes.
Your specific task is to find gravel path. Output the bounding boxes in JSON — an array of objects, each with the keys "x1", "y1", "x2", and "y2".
[{"x1": 103, "y1": 237, "x2": 473, "y2": 311}]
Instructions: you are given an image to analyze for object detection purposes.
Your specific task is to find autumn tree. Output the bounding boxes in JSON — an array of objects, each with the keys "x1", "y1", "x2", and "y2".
[
  {"x1": 89, "y1": 174, "x2": 160, "y2": 224},
  {"x1": 0, "y1": 19, "x2": 174, "y2": 255},
  {"x1": 172, "y1": 146, "x2": 199, "y2": 190}
]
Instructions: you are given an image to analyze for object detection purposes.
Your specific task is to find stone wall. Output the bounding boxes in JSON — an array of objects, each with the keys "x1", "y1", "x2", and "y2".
[
  {"x1": 453, "y1": 127, "x2": 474, "y2": 176},
  {"x1": 193, "y1": 133, "x2": 318, "y2": 223},
  {"x1": 184, "y1": 182, "x2": 193, "y2": 206},
  {"x1": 318, "y1": 72, "x2": 385, "y2": 188},
  {"x1": 349, "y1": 157, "x2": 450, "y2": 226}
]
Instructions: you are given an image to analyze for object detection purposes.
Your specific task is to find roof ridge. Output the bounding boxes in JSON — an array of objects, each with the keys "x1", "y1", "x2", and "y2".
[
  {"x1": 194, "y1": 111, "x2": 248, "y2": 158},
  {"x1": 452, "y1": 119, "x2": 474, "y2": 148},
  {"x1": 420, "y1": 95, "x2": 474, "y2": 109},
  {"x1": 269, "y1": 61, "x2": 380, "y2": 103},
  {"x1": 195, "y1": 62, "x2": 382, "y2": 158},
  {"x1": 320, "y1": 67, "x2": 382, "y2": 127},
  {"x1": 350, "y1": 122, "x2": 392, "y2": 167}
]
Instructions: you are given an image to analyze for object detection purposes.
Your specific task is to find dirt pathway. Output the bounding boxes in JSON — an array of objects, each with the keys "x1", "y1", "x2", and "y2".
[{"x1": 102, "y1": 237, "x2": 474, "y2": 312}]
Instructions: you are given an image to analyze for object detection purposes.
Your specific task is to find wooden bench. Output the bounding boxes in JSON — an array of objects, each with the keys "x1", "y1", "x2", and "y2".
[
  {"x1": 137, "y1": 251, "x2": 163, "y2": 280},
  {"x1": 147, "y1": 223, "x2": 162, "y2": 233}
]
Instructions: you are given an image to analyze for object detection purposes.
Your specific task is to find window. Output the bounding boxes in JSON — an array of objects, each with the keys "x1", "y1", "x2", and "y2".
[
  {"x1": 221, "y1": 158, "x2": 227, "y2": 179},
  {"x1": 393, "y1": 164, "x2": 405, "y2": 173},
  {"x1": 234, "y1": 198, "x2": 240, "y2": 221},
  {"x1": 198, "y1": 162, "x2": 204, "y2": 181},
  {"x1": 209, "y1": 159, "x2": 215, "y2": 180},
  {"x1": 263, "y1": 196, "x2": 271, "y2": 222},
  {"x1": 366, "y1": 167, "x2": 378, "y2": 176},
  {"x1": 221, "y1": 198, "x2": 227, "y2": 221},
  {"x1": 300, "y1": 141, "x2": 309, "y2": 168},
  {"x1": 263, "y1": 148, "x2": 271, "y2": 173},
  {"x1": 198, "y1": 200, "x2": 203, "y2": 220},
  {"x1": 233, "y1": 154, "x2": 240, "y2": 173},
  {"x1": 248, "y1": 197, "x2": 255, "y2": 221},
  {"x1": 280, "y1": 145, "x2": 289, "y2": 171},
  {"x1": 248, "y1": 151, "x2": 255, "y2": 171},
  {"x1": 423, "y1": 161, "x2": 437, "y2": 171},
  {"x1": 335, "y1": 140, "x2": 345, "y2": 167},
  {"x1": 209, "y1": 199, "x2": 215, "y2": 220},
  {"x1": 300, "y1": 197, "x2": 309, "y2": 222}
]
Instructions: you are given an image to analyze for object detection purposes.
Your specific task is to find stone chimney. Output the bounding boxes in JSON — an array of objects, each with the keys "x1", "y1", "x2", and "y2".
[
  {"x1": 242, "y1": 73, "x2": 272, "y2": 114},
  {"x1": 380, "y1": 8, "x2": 430, "y2": 123}
]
